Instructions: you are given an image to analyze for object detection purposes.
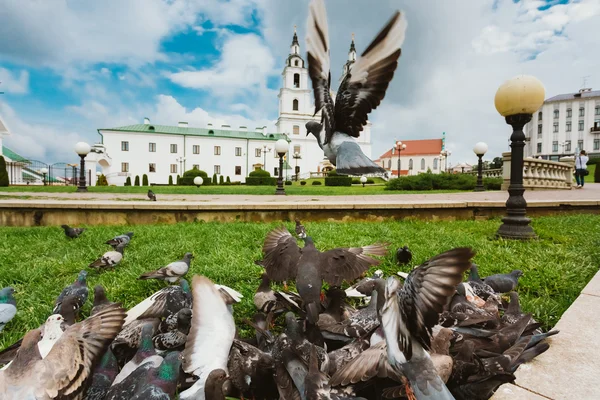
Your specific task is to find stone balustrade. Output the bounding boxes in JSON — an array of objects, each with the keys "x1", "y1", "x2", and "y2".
[
  {"x1": 501, "y1": 152, "x2": 574, "y2": 190},
  {"x1": 467, "y1": 168, "x2": 502, "y2": 178}
]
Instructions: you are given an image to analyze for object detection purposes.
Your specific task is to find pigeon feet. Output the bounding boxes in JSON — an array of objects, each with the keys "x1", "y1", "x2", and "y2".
[{"x1": 402, "y1": 376, "x2": 417, "y2": 400}]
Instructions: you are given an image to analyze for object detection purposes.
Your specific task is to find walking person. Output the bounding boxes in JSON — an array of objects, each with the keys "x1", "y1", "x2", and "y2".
[{"x1": 575, "y1": 150, "x2": 589, "y2": 188}]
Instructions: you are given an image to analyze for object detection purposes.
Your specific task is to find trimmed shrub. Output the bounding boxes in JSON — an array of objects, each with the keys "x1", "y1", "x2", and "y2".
[
  {"x1": 325, "y1": 175, "x2": 352, "y2": 186},
  {"x1": 142, "y1": 174, "x2": 149, "y2": 186},
  {"x1": 300, "y1": 181, "x2": 307, "y2": 186},
  {"x1": 125, "y1": 176, "x2": 132, "y2": 186},
  {"x1": 168, "y1": 175, "x2": 173, "y2": 186},
  {"x1": 249, "y1": 169, "x2": 271, "y2": 177},
  {"x1": 96, "y1": 174, "x2": 108, "y2": 186},
  {"x1": 385, "y1": 173, "x2": 479, "y2": 191},
  {"x1": 0, "y1": 156, "x2": 8, "y2": 187},
  {"x1": 483, "y1": 177, "x2": 503, "y2": 190},
  {"x1": 285, "y1": 180, "x2": 292, "y2": 186},
  {"x1": 180, "y1": 167, "x2": 211, "y2": 186},
  {"x1": 246, "y1": 177, "x2": 277, "y2": 185},
  {"x1": 353, "y1": 178, "x2": 376, "y2": 185},
  {"x1": 367, "y1": 178, "x2": 375, "y2": 184},
  {"x1": 312, "y1": 180, "x2": 322, "y2": 185},
  {"x1": 134, "y1": 175, "x2": 140, "y2": 186},
  {"x1": 212, "y1": 173, "x2": 218, "y2": 185},
  {"x1": 219, "y1": 175, "x2": 224, "y2": 185},
  {"x1": 226, "y1": 176, "x2": 231, "y2": 184}
]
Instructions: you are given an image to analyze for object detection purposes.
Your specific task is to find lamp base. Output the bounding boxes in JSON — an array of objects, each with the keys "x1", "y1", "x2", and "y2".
[
  {"x1": 275, "y1": 187, "x2": 286, "y2": 195},
  {"x1": 76, "y1": 186, "x2": 88, "y2": 193},
  {"x1": 496, "y1": 215, "x2": 537, "y2": 240},
  {"x1": 474, "y1": 186, "x2": 485, "y2": 192}
]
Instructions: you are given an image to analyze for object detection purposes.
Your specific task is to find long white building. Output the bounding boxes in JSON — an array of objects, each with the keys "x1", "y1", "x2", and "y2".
[
  {"x1": 94, "y1": 29, "x2": 374, "y2": 185},
  {"x1": 525, "y1": 88, "x2": 600, "y2": 160}
]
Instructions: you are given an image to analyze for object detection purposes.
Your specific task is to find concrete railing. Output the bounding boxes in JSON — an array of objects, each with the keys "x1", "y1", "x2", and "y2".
[
  {"x1": 501, "y1": 152, "x2": 574, "y2": 190},
  {"x1": 466, "y1": 168, "x2": 503, "y2": 178}
]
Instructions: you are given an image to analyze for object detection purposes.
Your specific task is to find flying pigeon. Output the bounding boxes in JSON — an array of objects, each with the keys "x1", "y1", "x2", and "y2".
[
  {"x1": 138, "y1": 252, "x2": 193, "y2": 283},
  {"x1": 295, "y1": 219, "x2": 307, "y2": 238},
  {"x1": 89, "y1": 243, "x2": 126, "y2": 270},
  {"x1": 123, "y1": 279, "x2": 192, "y2": 327},
  {"x1": 396, "y1": 245, "x2": 413, "y2": 265},
  {"x1": 105, "y1": 232, "x2": 134, "y2": 248},
  {"x1": 0, "y1": 287, "x2": 17, "y2": 333},
  {"x1": 305, "y1": 0, "x2": 407, "y2": 175},
  {"x1": 258, "y1": 226, "x2": 388, "y2": 324},
  {"x1": 0, "y1": 303, "x2": 125, "y2": 400},
  {"x1": 52, "y1": 270, "x2": 89, "y2": 315},
  {"x1": 147, "y1": 189, "x2": 157, "y2": 201},
  {"x1": 61, "y1": 224, "x2": 86, "y2": 239},
  {"x1": 483, "y1": 270, "x2": 524, "y2": 294}
]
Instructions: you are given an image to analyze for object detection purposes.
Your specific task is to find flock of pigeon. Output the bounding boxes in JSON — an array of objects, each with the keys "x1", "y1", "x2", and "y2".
[{"x1": 0, "y1": 218, "x2": 556, "y2": 400}]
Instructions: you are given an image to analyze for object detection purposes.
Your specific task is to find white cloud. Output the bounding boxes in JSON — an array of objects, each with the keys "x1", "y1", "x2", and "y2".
[{"x1": 0, "y1": 68, "x2": 29, "y2": 94}]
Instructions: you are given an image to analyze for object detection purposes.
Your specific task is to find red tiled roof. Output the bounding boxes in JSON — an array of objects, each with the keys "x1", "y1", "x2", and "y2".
[{"x1": 378, "y1": 139, "x2": 443, "y2": 159}]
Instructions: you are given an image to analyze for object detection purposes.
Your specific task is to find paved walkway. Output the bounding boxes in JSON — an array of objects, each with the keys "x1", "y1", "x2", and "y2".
[{"x1": 492, "y1": 270, "x2": 600, "y2": 400}]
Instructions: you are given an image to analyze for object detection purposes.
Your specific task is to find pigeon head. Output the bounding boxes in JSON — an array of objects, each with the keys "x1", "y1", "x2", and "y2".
[
  {"x1": 46, "y1": 314, "x2": 65, "y2": 325},
  {"x1": 374, "y1": 269, "x2": 384, "y2": 279},
  {"x1": 207, "y1": 368, "x2": 229, "y2": 387},
  {"x1": 183, "y1": 253, "x2": 194, "y2": 261},
  {"x1": 93, "y1": 285, "x2": 108, "y2": 303},
  {"x1": 305, "y1": 121, "x2": 324, "y2": 146},
  {"x1": 511, "y1": 270, "x2": 524, "y2": 278},
  {"x1": 61, "y1": 225, "x2": 69, "y2": 230},
  {"x1": 0, "y1": 287, "x2": 16, "y2": 304},
  {"x1": 177, "y1": 308, "x2": 193, "y2": 328},
  {"x1": 126, "y1": 232, "x2": 134, "y2": 238},
  {"x1": 76, "y1": 270, "x2": 88, "y2": 283}
]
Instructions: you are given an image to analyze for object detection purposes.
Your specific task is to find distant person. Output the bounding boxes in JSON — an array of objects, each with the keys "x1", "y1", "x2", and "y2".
[{"x1": 575, "y1": 150, "x2": 589, "y2": 189}]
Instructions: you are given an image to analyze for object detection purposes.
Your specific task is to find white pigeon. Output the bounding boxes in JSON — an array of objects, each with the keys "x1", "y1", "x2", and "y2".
[
  {"x1": 89, "y1": 243, "x2": 125, "y2": 269},
  {"x1": 38, "y1": 314, "x2": 65, "y2": 359},
  {"x1": 138, "y1": 253, "x2": 193, "y2": 283},
  {"x1": 179, "y1": 275, "x2": 236, "y2": 400}
]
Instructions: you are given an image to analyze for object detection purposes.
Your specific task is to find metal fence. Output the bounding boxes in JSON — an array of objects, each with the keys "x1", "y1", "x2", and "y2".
[{"x1": 5, "y1": 159, "x2": 80, "y2": 186}]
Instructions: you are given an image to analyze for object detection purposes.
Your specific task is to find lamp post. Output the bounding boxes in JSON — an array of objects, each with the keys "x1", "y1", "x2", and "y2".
[
  {"x1": 193, "y1": 176, "x2": 203, "y2": 188},
  {"x1": 40, "y1": 167, "x2": 48, "y2": 186},
  {"x1": 440, "y1": 150, "x2": 451, "y2": 172},
  {"x1": 473, "y1": 142, "x2": 488, "y2": 192},
  {"x1": 274, "y1": 139, "x2": 288, "y2": 195},
  {"x1": 263, "y1": 145, "x2": 271, "y2": 171},
  {"x1": 360, "y1": 175, "x2": 367, "y2": 187},
  {"x1": 74, "y1": 142, "x2": 91, "y2": 192},
  {"x1": 293, "y1": 151, "x2": 301, "y2": 181},
  {"x1": 176, "y1": 157, "x2": 185, "y2": 174},
  {"x1": 494, "y1": 75, "x2": 545, "y2": 240},
  {"x1": 395, "y1": 141, "x2": 406, "y2": 177}
]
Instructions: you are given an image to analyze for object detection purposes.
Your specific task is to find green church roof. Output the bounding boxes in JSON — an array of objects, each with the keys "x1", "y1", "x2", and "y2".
[
  {"x1": 1, "y1": 146, "x2": 29, "y2": 162},
  {"x1": 99, "y1": 124, "x2": 290, "y2": 142}
]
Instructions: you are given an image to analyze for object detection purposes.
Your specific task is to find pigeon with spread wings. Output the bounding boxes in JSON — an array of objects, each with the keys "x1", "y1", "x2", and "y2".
[
  {"x1": 305, "y1": 0, "x2": 407, "y2": 175},
  {"x1": 256, "y1": 226, "x2": 388, "y2": 324}
]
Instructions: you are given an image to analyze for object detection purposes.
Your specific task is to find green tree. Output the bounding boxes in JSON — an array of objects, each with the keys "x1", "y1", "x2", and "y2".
[
  {"x1": 142, "y1": 174, "x2": 149, "y2": 186},
  {"x1": 96, "y1": 174, "x2": 108, "y2": 186},
  {"x1": 134, "y1": 175, "x2": 140, "y2": 186},
  {"x1": 168, "y1": 175, "x2": 173, "y2": 185},
  {"x1": 219, "y1": 175, "x2": 224, "y2": 184},
  {"x1": 489, "y1": 157, "x2": 504, "y2": 169},
  {"x1": 212, "y1": 173, "x2": 218, "y2": 185},
  {"x1": 226, "y1": 176, "x2": 231, "y2": 184},
  {"x1": 124, "y1": 176, "x2": 132, "y2": 186},
  {"x1": 0, "y1": 156, "x2": 9, "y2": 187}
]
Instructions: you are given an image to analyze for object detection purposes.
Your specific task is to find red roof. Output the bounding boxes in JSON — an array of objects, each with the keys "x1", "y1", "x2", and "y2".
[{"x1": 378, "y1": 139, "x2": 443, "y2": 159}]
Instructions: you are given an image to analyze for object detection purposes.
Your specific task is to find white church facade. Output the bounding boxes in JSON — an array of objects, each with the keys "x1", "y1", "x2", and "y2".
[{"x1": 95, "y1": 29, "x2": 374, "y2": 185}]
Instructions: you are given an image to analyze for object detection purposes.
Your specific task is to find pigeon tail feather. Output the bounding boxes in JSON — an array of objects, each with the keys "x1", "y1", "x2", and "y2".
[
  {"x1": 335, "y1": 141, "x2": 386, "y2": 175},
  {"x1": 306, "y1": 301, "x2": 320, "y2": 325}
]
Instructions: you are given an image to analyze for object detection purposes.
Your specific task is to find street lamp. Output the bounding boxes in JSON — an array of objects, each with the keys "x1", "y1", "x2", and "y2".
[
  {"x1": 360, "y1": 175, "x2": 367, "y2": 187},
  {"x1": 293, "y1": 151, "x2": 302, "y2": 181},
  {"x1": 494, "y1": 74, "x2": 545, "y2": 240},
  {"x1": 473, "y1": 142, "x2": 488, "y2": 192},
  {"x1": 176, "y1": 157, "x2": 186, "y2": 175},
  {"x1": 40, "y1": 167, "x2": 48, "y2": 186},
  {"x1": 274, "y1": 139, "x2": 288, "y2": 195},
  {"x1": 440, "y1": 150, "x2": 451, "y2": 172},
  {"x1": 193, "y1": 176, "x2": 204, "y2": 188},
  {"x1": 74, "y1": 142, "x2": 91, "y2": 192},
  {"x1": 395, "y1": 141, "x2": 406, "y2": 177}
]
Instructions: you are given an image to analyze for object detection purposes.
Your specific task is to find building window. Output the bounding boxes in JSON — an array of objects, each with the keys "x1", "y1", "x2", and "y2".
[
  {"x1": 292, "y1": 99, "x2": 299, "y2": 111},
  {"x1": 255, "y1": 148, "x2": 262, "y2": 157},
  {"x1": 214, "y1": 146, "x2": 221, "y2": 155},
  {"x1": 170, "y1": 144, "x2": 177, "y2": 153},
  {"x1": 578, "y1": 140, "x2": 584, "y2": 150},
  {"x1": 214, "y1": 165, "x2": 221, "y2": 175},
  {"x1": 235, "y1": 166, "x2": 241, "y2": 175},
  {"x1": 566, "y1": 121, "x2": 571, "y2": 132},
  {"x1": 235, "y1": 147, "x2": 242, "y2": 156},
  {"x1": 553, "y1": 109, "x2": 559, "y2": 119},
  {"x1": 192, "y1": 145, "x2": 200, "y2": 154},
  {"x1": 294, "y1": 60, "x2": 299, "y2": 67},
  {"x1": 537, "y1": 124, "x2": 542, "y2": 134},
  {"x1": 553, "y1": 122, "x2": 558, "y2": 133},
  {"x1": 293, "y1": 73, "x2": 300, "y2": 88},
  {"x1": 170, "y1": 164, "x2": 177, "y2": 173},
  {"x1": 567, "y1": 108, "x2": 572, "y2": 118},
  {"x1": 293, "y1": 125, "x2": 300, "y2": 135},
  {"x1": 552, "y1": 141, "x2": 558, "y2": 152},
  {"x1": 293, "y1": 145, "x2": 301, "y2": 155},
  {"x1": 193, "y1": 164, "x2": 199, "y2": 169},
  {"x1": 149, "y1": 163, "x2": 156, "y2": 173},
  {"x1": 579, "y1": 107, "x2": 585, "y2": 117},
  {"x1": 579, "y1": 121, "x2": 584, "y2": 131},
  {"x1": 538, "y1": 111, "x2": 542, "y2": 120},
  {"x1": 149, "y1": 142, "x2": 156, "y2": 152},
  {"x1": 596, "y1": 106, "x2": 600, "y2": 116},
  {"x1": 420, "y1": 158, "x2": 425, "y2": 170},
  {"x1": 594, "y1": 139, "x2": 600, "y2": 151},
  {"x1": 408, "y1": 159, "x2": 413, "y2": 169},
  {"x1": 121, "y1": 141, "x2": 129, "y2": 151},
  {"x1": 274, "y1": 167, "x2": 278, "y2": 176},
  {"x1": 388, "y1": 160, "x2": 391, "y2": 169},
  {"x1": 121, "y1": 162, "x2": 129, "y2": 173},
  {"x1": 537, "y1": 143, "x2": 542, "y2": 153},
  {"x1": 565, "y1": 141, "x2": 571, "y2": 152},
  {"x1": 433, "y1": 158, "x2": 438, "y2": 170}
]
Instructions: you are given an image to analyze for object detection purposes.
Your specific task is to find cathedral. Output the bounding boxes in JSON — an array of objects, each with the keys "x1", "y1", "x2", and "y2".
[{"x1": 275, "y1": 28, "x2": 373, "y2": 177}]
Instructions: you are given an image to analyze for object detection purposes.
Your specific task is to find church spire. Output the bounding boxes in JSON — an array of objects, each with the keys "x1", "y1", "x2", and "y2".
[
  {"x1": 348, "y1": 33, "x2": 356, "y2": 62},
  {"x1": 292, "y1": 25, "x2": 299, "y2": 48}
]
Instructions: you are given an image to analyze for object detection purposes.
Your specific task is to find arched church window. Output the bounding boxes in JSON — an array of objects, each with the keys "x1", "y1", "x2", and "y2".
[
  {"x1": 421, "y1": 158, "x2": 425, "y2": 170},
  {"x1": 294, "y1": 60, "x2": 299, "y2": 67},
  {"x1": 433, "y1": 158, "x2": 438, "y2": 170},
  {"x1": 409, "y1": 159, "x2": 413, "y2": 169},
  {"x1": 388, "y1": 160, "x2": 391, "y2": 169},
  {"x1": 293, "y1": 73, "x2": 300, "y2": 88},
  {"x1": 293, "y1": 99, "x2": 299, "y2": 111}
]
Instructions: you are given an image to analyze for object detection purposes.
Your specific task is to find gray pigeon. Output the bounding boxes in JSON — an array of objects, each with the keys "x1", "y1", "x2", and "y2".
[
  {"x1": 0, "y1": 287, "x2": 16, "y2": 333},
  {"x1": 105, "y1": 232, "x2": 134, "y2": 248},
  {"x1": 89, "y1": 243, "x2": 126, "y2": 270},
  {"x1": 52, "y1": 270, "x2": 89, "y2": 315},
  {"x1": 61, "y1": 224, "x2": 86, "y2": 239},
  {"x1": 84, "y1": 347, "x2": 119, "y2": 400},
  {"x1": 305, "y1": 0, "x2": 407, "y2": 175},
  {"x1": 295, "y1": 219, "x2": 307, "y2": 239},
  {"x1": 152, "y1": 308, "x2": 192, "y2": 350},
  {"x1": 138, "y1": 253, "x2": 193, "y2": 283},
  {"x1": 483, "y1": 270, "x2": 523, "y2": 294},
  {"x1": 147, "y1": 190, "x2": 156, "y2": 201},
  {"x1": 91, "y1": 285, "x2": 117, "y2": 316}
]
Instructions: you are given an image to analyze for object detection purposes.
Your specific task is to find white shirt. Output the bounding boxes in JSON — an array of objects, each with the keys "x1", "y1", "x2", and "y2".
[{"x1": 576, "y1": 155, "x2": 589, "y2": 169}]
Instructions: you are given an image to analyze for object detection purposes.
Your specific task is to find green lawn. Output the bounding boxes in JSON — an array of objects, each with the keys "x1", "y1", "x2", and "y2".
[
  {"x1": 0, "y1": 182, "x2": 465, "y2": 196},
  {"x1": 586, "y1": 164, "x2": 596, "y2": 183},
  {"x1": 1, "y1": 215, "x2": 599, "y2": 349}
]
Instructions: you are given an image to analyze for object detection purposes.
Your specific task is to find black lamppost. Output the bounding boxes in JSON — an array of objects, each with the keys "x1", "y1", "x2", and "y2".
[
  {"x1": 495, "y1": 75, "x2": 545, "y2": 240},
  {"x1": 74, "y1": 142, "x2": 91, "y2": 192},
  {"x1": 40, "y1": 167, "x2": 48, "y2": 186},
  {"x1": 274, "y1": 139, "x2": 288, "y2": 195},
  {"x1": 395, "y1": 141, "x2": 406, "y2": 177},
  {"x1": 473, "y1": 142, "x2": 488, "y2": 192},
  {"x1": 293, "y1": 151, "x2": 301, "y2": 181}
]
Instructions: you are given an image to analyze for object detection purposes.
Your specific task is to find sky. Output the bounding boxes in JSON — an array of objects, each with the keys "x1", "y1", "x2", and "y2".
[{"x1": 1, "y1": 0, "x2": 599, "y2": 166}]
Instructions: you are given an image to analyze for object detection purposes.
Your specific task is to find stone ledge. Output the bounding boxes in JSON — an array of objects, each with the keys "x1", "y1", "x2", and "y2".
[{"x1": 491, "y1": 384, "x2": 549, "y2": 399}]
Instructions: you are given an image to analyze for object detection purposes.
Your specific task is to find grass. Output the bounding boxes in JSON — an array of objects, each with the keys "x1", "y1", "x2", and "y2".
[
  {"x1": 0, "y1": 182, "x2": 465, "y2": 196},
  {"x1": 1, "y1": 215, "x2": 599, "y2": 350},
  {"x1": 586, "y1": 163, "x2": 596, "y2": 183}
]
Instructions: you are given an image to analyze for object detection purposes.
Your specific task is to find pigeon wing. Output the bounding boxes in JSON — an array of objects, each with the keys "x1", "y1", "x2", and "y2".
[
  {"x1": 306, "y1": 0, "x2": 335, "y2": 142},
  {"x1": 260, "y1": 227, "x2": 302, "y2": 282},
  {"x1": 329, "y1": 341, "x2": 401, "y2": 386},
  {"x1": 319, "y1": 243, "x2": 389, "y2": 286},
  {"x1": 333, "y1": 11, "x2": 406, "y2": 140}
]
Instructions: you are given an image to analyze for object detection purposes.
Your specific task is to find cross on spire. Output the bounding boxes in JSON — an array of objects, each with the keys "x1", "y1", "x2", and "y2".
[{"x1": 292, "y1": 25, "x2": 299, "y2": 47}]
